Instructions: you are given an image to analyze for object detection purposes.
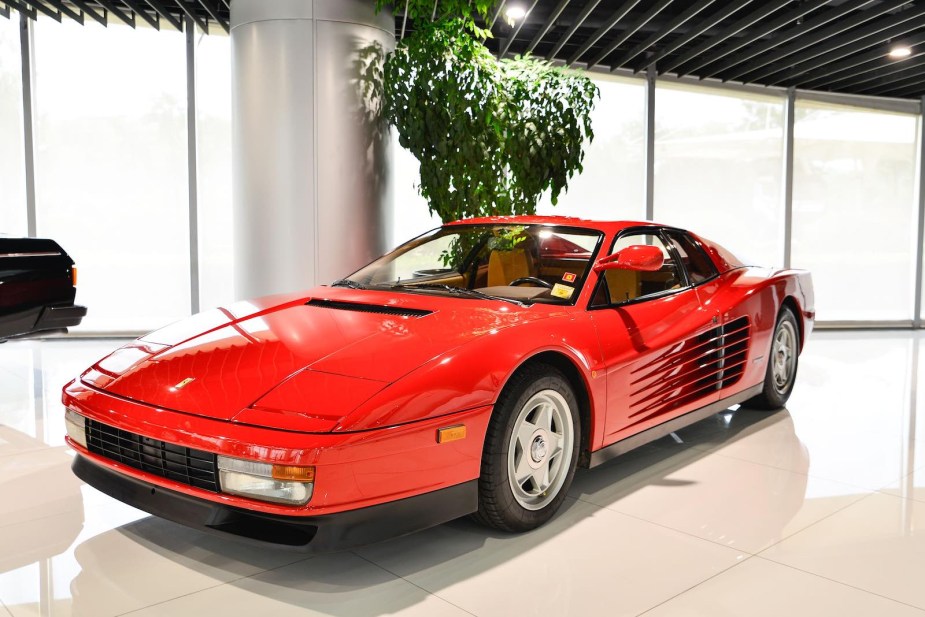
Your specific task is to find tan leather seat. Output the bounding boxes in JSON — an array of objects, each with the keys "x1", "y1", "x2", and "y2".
[
  {"x1": 488, "y1": 249, "x2": 533, "y2": 287},
  {"x1": 605, "y1": 269, "x2": 641, "y2": 303}
]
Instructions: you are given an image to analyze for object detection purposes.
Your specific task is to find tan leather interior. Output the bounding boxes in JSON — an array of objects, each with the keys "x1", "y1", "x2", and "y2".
[
  {"x1": 488, "y1": 249, "x2": 533, "y2": 287},
  {"x1": 605, "y1": 269, "x2": 641, "y2": 303}
]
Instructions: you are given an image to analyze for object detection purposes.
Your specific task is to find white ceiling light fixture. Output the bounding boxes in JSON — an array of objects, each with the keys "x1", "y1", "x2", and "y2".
[
  {"x1": 889, "y1": 45, "x2": 912, "y2": 59},
  {"x1": 505, "y1": 4, "x2": 527, "y2": 22}
]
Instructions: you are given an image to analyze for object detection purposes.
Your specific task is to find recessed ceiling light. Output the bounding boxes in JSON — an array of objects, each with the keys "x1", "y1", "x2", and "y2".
[
  {"x1": 889, "y1": 45, "x2": 912, "y2": 59},
  {"x1": 505, "y1": 5, "x2": 527, "y2": 21}
]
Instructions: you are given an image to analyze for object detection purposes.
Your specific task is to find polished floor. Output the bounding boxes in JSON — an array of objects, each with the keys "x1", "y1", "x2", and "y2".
[{"x1": 1, "y1": 330, "x2": 923, "y2": 616}]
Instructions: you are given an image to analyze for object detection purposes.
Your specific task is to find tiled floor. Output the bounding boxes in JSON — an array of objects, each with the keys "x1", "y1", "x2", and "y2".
[{"x1": 1, "y1": 331, "x2": 923, "y2": 616}]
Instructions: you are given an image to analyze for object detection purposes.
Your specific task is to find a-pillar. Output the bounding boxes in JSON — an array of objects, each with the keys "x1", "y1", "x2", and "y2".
[{"x1": 231, "y1": 0, "x2": 394, "y2": 299}]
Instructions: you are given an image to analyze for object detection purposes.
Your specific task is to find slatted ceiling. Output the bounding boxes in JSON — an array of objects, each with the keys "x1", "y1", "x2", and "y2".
[{"x1": 4, "y1": 0, "x2": 925, "y2": 99}]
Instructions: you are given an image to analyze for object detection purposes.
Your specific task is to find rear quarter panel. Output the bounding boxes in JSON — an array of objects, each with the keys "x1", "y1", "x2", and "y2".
[{"x1": 704, "y1": 267, "x2": 814, "y2": 400}]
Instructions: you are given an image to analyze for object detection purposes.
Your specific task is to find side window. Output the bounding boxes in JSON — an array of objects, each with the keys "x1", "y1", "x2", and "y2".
[
  {"x1": 666, "y1": 231, "x2": 718, "y2": 285},
  {"x1": 597, "y1": 232, "x2": 683, "y2": 305}
]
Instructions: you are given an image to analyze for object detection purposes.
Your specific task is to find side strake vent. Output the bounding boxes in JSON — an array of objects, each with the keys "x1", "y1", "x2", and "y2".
[
  {"x1": 306, "y1": 299, "x2": 432, "y2": 318},
  {"x1": 628, "y1": 316, "x2": 751, "y2": 422}
]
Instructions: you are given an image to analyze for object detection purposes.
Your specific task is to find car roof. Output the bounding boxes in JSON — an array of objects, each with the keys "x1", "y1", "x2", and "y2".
[{"x1": 443, "y1": 215, "x2": 662, "y2": 235}]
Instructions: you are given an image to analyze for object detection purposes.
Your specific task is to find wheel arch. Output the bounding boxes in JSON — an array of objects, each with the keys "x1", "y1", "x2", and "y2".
[
  {"x1": 505, "y1": 350, "x2": 595, "y2": 469},
  {"x1": 780, "y1": 295, "x2": 805, "y2": 352}
]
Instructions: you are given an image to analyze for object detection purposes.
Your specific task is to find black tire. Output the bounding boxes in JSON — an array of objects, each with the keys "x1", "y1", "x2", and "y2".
[
  {"x1": 472, "y1": 363, "x2": 581, "y2": 532},
  {"x1": 744, "y1": 306, "x2": 800, "y2": 410}
]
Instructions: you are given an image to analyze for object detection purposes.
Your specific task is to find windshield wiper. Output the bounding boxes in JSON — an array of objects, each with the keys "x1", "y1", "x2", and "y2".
[
  {"x1": 331, "y1": 278, "x2": 366, "y2": 290},
  {"x1": 391, "y1": 283, "x2": 527, "y2": 307}
]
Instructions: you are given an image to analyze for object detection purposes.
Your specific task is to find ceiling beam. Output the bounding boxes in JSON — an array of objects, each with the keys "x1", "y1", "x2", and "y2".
[
  {"x1": 810, "y1": 51, "x2": 925, "y2": 91},
  {"x1": 764, "y1": 17, "x2": 925, "y2": 86},
  {"x1": 499, "y1": 0, "x2": 539, "y2": 58},
  {"x1": 526, "y1": 0, "x2": 570, "y2": 54},
  {"x1": 69, "y1": 0, "x2": 107, "y2": 26},
  {"x1": 670, "y1": 0, "x2": 827, "y2": 77},
  {"x1": 638, "y1": 0, "x2": 754, "y2": 73},
  {"x1": 19, "y1": 0, "x2": 60, "y2": 21},
  {"x1": 586, "y1": 0, "x2": 673, "y2": 68},
  {"x1": 859, "y1": 66, "x2": 925, "y2": 94},
  {"x1": 725, "y1": 0, "x2": 916, "y2": 83},
  {"x1": 698, "y1": 0, "x2": 875, "y2": 79},
  {"x1": 94, "y1": 0, "x2": 134, "y2": 26},
  {"x1": 143, "y1": 0, "x2": 182, "y2": 31},
  {"x1": 608, "y1": 0, "x2": 718, "y2": 70},
  {"x1": 197, "y1": 0, "x2": 228, "y2": 34},
  {"x1": 798, "y1": 30, "x2": 925, "y2": 88},
  {"x1": 176, "y1": 0, "x2": 208, "y2": 33},
  {"x1": 560, "y1": 0, "x2": 633, "y2": 65},
  {"x1": 489, "y1": 0, "x2": 507, "y2": 29},
  {"x1": 44, "y1": 0, "x2": 83, "y2": 23},
  {"x1": 548, "y1": 0, "x2": 606, "y2": 63},
  {"x1": 761, "y1": 17, "x2": 925, "y2": 86},
  {"x1": 122, "y1": 0, "x2": 158, "y2": 28},
  {"x1": 4, "y1": 0, "x2": 36, "y2": 19},
  {"x1": 869, "y1": 76, "x2": 925, "y2": 97}
]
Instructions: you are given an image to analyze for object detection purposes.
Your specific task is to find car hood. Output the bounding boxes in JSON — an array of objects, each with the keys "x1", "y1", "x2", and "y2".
[{"x1": 81, "y1": 287, "x2": 553, "y2": 427}]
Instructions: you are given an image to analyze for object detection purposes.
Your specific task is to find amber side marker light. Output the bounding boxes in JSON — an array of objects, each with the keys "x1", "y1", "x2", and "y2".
[
  {"x1": 437, "y1": 425, "x2": 467, "y2": 443},
  {"x1": 271, "y1": 464, "x2": 316, "y2": 482},
  {"x1": 71, "y1": 266, "x2": 78, "y2": 286}
]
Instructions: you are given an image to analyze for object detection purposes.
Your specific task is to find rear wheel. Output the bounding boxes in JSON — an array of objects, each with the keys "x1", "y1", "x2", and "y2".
[
  {"x1": 745, "y1": 306, "x2": 800, "y2": 410},
  {"x1": 472, "y1": 364, "x2": 580, "y2": 532}
]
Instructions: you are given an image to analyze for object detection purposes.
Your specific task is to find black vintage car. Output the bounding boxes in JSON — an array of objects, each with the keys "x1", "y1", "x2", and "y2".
[{"x1": 0, "y1": 238, "x2": 86, "y2": 340}]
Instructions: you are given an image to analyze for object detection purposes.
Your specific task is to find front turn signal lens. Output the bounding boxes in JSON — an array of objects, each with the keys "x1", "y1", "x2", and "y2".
[
  {"x1": 272, "y1": 464, "x2": 315, "y2": 482},
  {"x1": 71, "y1": 266, "x2": 78, "y2": 287},
  {"x1": 437, "y1": 424, "x2": 467, "y2": 443}
]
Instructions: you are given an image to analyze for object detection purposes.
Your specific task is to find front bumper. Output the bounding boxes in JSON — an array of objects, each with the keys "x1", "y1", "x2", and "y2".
[{"x1": 73, "y1": 454, "x2": 477, "y2": 551}]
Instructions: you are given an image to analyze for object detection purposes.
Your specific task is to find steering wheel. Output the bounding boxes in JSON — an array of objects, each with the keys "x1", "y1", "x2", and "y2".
[{"x1": 510, "y1": 277, "x2": 553, "y2": 289}]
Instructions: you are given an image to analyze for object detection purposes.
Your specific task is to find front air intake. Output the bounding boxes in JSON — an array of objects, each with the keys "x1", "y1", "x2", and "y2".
[{"x1": 306, "y1": 299, "x2": 432, "y2": 318}]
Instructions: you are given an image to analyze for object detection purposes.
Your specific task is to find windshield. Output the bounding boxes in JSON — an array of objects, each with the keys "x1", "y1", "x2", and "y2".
[{"x1": 340, "y1": 224, "x2": 604, "y2": 305}]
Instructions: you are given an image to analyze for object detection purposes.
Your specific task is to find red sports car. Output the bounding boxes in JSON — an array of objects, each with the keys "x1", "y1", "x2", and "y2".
[{"x1": 63, "y1": 217, "x2": 814, "y2": 550}]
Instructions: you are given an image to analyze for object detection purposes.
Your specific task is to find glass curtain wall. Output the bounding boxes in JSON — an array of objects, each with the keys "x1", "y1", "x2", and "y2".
[
  {"x1": 32, "y1": 18, "x2": 190, "y2": 332},
  {"x1": 0, "y1": 16, "x2": 27, "y2": 236},
  {"x1": 536, "y1": 74, "x2": 646, "y2": 221},
  {"x1": 654, "y1": 82, "x2": 785, "y2": 267},
  {"x1": 792, "y1": 100, "x2": 919, "y2": 322},
  {"x1": 194, "y1": 27, "x2": 233, "y2": 311}
]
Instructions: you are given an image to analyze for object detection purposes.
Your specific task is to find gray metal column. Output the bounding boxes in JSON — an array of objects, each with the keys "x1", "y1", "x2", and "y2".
[
  {"x1": 915, "y1": 97, "x2": 925, "y2": 328},
  {"x1": 644, "y1": 64, "x2": 655, "y2": 221},
  {"x1": 20, "y1": 12, "x2": 36, "y2": 237},
  {"x1": 783, "y1": 87, "x2": 796, "y2": 270},
  {"x1": 231, "y1": 0, "x2": 394, "y2": 300},
  {"x1": 186, "y1": 17, "x2": 201, "y2": 315}
]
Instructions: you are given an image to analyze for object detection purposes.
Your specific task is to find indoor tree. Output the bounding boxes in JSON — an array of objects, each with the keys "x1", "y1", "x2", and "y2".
[{"x1": 375, "y1": 0, "x2": 599, "y2": 223}]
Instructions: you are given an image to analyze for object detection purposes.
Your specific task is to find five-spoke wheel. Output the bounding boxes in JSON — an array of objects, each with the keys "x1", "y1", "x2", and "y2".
[
  {"x1": 745, "y1": 305, "x2": 801, "y2": 410},
  {"x1": 473, "y1": 364, "x2": 580, "y2": 532}
]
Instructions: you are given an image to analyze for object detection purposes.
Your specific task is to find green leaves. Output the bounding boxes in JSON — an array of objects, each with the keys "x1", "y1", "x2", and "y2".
[{"x1": 381, "y1": 17, "x2": 599, "y2": 223}]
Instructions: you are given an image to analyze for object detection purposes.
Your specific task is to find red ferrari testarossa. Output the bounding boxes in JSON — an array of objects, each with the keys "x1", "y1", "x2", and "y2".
[{"x1": 63, "y1": 217, "x2": 814, "y2": 550}]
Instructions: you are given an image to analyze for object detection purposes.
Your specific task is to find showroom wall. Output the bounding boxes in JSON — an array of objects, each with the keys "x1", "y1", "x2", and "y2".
[{"x1": 0, "y1": 14, "x2": 923, "y2": 330}]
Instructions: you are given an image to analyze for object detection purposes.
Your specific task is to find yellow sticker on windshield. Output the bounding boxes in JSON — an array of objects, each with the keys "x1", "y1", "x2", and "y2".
[{"x1": 551, "y1": 283, "x2": 574, "y2": 300}]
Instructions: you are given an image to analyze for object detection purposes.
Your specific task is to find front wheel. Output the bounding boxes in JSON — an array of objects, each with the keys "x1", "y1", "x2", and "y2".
[
  {"x1": 745, "y1": 306, "x2": 800, "y2": 410},
  {"x1": 472, "y1": 364, "x2": 580, "y2": 532}
]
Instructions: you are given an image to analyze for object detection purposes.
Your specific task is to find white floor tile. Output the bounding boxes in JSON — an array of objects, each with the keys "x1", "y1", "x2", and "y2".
[
  {"x1": 0, "y1": 515, "x2": 308, "y2": 617},
  {"x1": 642, "y1": 556, "x2": 925, "y2": 617},
  {"x1": 357, "y1": 498, "x2": 746, "y2": 617},
  {"x1": 125, "y1": 552, "x2": 472, "y2": 617},
  {"x1": 761, "y1": 492, "x2": 925, "y2": 610},
  {"x1": 570, "y1": 438, "x2": 870, "y2": 553}
]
